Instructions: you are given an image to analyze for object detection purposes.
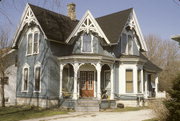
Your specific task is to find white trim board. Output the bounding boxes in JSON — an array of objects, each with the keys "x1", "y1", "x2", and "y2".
[{"x1": 12, "y1": 3, "x2": 47, "y2": 48}]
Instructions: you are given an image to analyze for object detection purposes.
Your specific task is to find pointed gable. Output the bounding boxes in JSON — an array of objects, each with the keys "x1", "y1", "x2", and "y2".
[
  {"x1": 66, "y1": 10, "x2": 110, "y2": 44},
  {"x1": 96, "y1": 8, "x2": 132, "y2": 44},
  {"x1": 12, "y1": 3, "x2": 78, "y2": 48}
]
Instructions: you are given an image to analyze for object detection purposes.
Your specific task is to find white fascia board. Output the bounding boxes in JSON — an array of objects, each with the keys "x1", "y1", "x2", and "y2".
[
  {"x1": 12, "y1": 3, "x2": 47, "y2": 48},
  {"x1": 132, "y1": 9, "x2": 148, "y2": 52},
  {"x1": 65, "y1": 10, "x2": 110, "y2": 44}
]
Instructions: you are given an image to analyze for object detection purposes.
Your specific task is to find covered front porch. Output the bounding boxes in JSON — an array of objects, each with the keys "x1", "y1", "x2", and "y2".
[{"x1": 58, "y1": 55, "x2": 115, "y2": 100}]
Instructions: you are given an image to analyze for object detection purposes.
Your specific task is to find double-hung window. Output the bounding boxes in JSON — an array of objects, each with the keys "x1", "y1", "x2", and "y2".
[
  {"x1": 22, "y1": 64, "x2": 29, "y2": 92},
  {"x1": 126, "y1": 70, "x2": 133, "y2": 93},
  {"x1": 137, "y1": 70, "x2": 141, "y2": 93},
  {"x1": 82, "y1": 33, "x2": 92, "y2": 53},
  {"x1": 34, "y1": 64, "x2": 41, "y2": 92},
  {"x1": 33, "y1": 32, "x2": 39, "y2": 54},
  {"x1": 27, "y1": 29, "x2": 39, "y2": 55},
  {"x1": 27, "y1": 34, "x2": 33, "y2": 55},
  {"x1": 127, "y1": 35, "x2": 133, "y2": 55}
]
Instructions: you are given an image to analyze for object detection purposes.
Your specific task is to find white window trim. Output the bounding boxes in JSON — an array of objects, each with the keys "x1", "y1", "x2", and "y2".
[
  {"x1": 81, "y1": 33, "x2": 94, "y2": 53},
  {"x1": 21, "y1": 63, "x2": 30, "y2": 92},
  {"x1": 33, "y1": 62, "x2": 41, "y2": 93},
  {"x1": 26, "y1": 27, "x2": 40, "y2": 56}
]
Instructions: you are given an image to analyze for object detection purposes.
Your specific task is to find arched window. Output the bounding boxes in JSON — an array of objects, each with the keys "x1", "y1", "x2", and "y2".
[
  {"x1": 127, "y1": 35, "x2": 133, "y2": 55},
  {"x1": 82, "y1": 33, "x2": 92, "y2": 53},
  {"x1": 22, "y1": 63, "x2": 30, "y2": 92},
  {"x1": 26, "y1": 27, "x2": 40, "y2": 55},
  {"x1": 121, "y1": 33, "x2": 127, "y2": 54},
  {"x1": 34, "y1": 62, "x2": 41, "y2": 92}
]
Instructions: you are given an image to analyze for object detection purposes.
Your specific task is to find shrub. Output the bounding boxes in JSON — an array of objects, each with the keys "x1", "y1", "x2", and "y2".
[
  {"x1": 164, "y1": 74, "x2": 180, "y2": 121},
  {"x1": 149, "y1": 99, "x2": 169, "y2": 121}
]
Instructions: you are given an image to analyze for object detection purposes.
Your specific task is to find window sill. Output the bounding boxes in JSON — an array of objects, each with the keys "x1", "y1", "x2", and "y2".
[
  {"x1": 33, "y1": 91, "x2": 41, "y2": 93},
  {"x1": 81, "y1": 51, "x2": 93, "y2": 54},
  {"x1": 26, "y1": 53, "x2": 39, "y2": 57},
  {"x1": 21, "y1": 90, "x2": 28, "y2": 93}
]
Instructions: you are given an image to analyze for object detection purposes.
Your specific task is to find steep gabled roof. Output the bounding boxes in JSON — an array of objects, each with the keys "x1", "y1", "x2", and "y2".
[
  {"x1": 29, "y1": 4, "x2": 78, "y2": 42},
  {"x1": 140, "y1": 53, "x2": 162, "y2": 72},
  {"x1": 96, "y1": 8, "x2": 132, "y2": 44}
]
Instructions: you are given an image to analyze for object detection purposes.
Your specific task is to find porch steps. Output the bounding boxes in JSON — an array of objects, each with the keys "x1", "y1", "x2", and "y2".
[{"x1": 75, "y1": 99, "x2": 100, "y2": 112}]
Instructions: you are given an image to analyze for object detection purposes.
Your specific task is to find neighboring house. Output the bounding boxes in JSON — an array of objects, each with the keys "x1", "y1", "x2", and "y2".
[
  {"x1": 172, "y1": 35, "x2": 180, "y2": 47},
  {"x1": 12, "y1": 3, "x2": 162, "y2": 109},
  {"x1": 0, "y1": 49, "x2": 17, "y2": 106}
]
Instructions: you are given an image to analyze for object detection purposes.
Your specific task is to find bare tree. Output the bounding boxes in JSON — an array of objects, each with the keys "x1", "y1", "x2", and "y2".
[
  {"x1": 0, "y1": 28, "x2": 10, "y2": 107},
  {"x1": 145, "y1": 34, "x2": 180, "y2": 91}
]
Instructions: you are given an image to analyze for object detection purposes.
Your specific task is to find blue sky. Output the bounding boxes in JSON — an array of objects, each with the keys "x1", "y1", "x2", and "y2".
[{"x1": 0, "y1": 0, "x2": 180, "y2": 40}]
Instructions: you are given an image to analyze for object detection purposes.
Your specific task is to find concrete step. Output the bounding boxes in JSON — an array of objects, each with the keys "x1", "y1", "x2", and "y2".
[
  {"x1": 75, "y1": 106, "x2": 99, "y2": 112},
  {"x1": 75, "y1": 99, "x2": 100, "y2": 112}
]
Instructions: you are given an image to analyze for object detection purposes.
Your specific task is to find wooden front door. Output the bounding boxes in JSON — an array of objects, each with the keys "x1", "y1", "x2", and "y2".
[{"x1": 80, "y1": 71, "x2": 94, "y2": 97}]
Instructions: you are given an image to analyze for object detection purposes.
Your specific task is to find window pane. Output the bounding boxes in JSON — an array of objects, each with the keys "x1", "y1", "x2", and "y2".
[
  {"x1": 27, "y1": 34, "x2": 32, "y2": 54},
  {"x1": 126, "y1": 70, "x2": 133, "y2": 81},
  {"x1": 24, "y1": 68, "x2": 28, "y2": 90},
  {"x1": 121, "y1": 33, "x2": 127, "y2": 53},
  {"x1": 128, "y1": 35, "x2": 133, "y2": 55},
  {"x1": 126, "y1": 70, "x2": 133, "y2": 93},
  {"x1": 138, "y1": 70, "x2": 141, "y2": 93},
  {"x1": 82, "y1": 33, "x2": 92, "y2": 52},
  {"x1": 35, "y1": 67, "x2": 40, "y2": 91},
  {"x1": 33, "y1": 33, "x2": 38, "y2": 53},
  {"x1": 126, "y1": 81, "x2": 133, "y2": 93}
]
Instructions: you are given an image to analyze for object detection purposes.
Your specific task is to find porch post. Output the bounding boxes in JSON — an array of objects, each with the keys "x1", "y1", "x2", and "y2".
[
  {"x1": 72, "y1": 62, "x2": 79, "y2": 100},
  {"x1": 155, "y1": 74, "x2": 159, "y2": 97},
  {"x1": 133, "y1": 66, "x2": 138, "y2": 94},
  {"x1": 96, "y1": 63, "x2": 101, "y2": 100},
  {"x1": 144, "y1": 72, "x2": 148, "y2": 98},
  {"x1": 141, "y1": 69, "x2": 144, "y2": 93},
  {"x1": 59, "y1": 64, "x2": 64, "y2": 99},
  {"x1": 110, "y1": 65, "x2": 114, "y2": 100}
]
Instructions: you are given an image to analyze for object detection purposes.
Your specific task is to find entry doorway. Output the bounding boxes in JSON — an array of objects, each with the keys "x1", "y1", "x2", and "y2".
[{"x1": 80, "y1": 71, "x2": 94, "y2": 97}]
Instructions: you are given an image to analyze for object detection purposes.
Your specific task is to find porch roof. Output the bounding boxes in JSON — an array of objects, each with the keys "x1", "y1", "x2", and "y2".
[{"x1": 120, "y1": 53, "x2": 162, "y2": 72}]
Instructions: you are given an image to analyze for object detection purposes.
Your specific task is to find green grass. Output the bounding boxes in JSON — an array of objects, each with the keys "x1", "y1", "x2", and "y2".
[
  {"x1": 0, "y1": 106, "x2": 68, "y2": 121},
  {"x1": 101, "y1": 106, "x2": 149, "y2": 112}
]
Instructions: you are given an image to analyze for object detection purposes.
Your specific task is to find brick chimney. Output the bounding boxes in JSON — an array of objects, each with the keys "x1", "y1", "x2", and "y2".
[{"x1": 67, "y1": 3, "x2": 76, "y2": 20}]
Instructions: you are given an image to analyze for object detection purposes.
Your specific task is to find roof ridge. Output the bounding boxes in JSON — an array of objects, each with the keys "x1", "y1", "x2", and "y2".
[
  {"x1": 28, "y1": 3, "x2": 71, "y2": 20},
  {"x1": 96, "y1": 8, "x2": 133, "y2": 19}
]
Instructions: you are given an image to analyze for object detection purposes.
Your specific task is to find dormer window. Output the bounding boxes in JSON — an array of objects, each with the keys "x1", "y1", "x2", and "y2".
[
  {"x1": 127, "y1": 35, "x2": 133, "y2": 55},
  {"x1": 26, "y1": 28, "x2": 40, "y2": 56},
  {"x1": 81, "y1": 33, "x2": 93, "y2": 53},
  {"x1": 121, "y1": 33, "x2": 133, "y2": 55}
]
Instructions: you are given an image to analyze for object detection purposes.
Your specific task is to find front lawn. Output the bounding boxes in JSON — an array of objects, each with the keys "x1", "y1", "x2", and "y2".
[{"x1": 0, "y1": 106, "x2": 68, "y2": 121}]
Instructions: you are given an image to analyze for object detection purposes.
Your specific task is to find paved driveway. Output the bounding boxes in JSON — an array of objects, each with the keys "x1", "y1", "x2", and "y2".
[{"x1": 23, "y1": 109, "x2": 155, "y2": 121}]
